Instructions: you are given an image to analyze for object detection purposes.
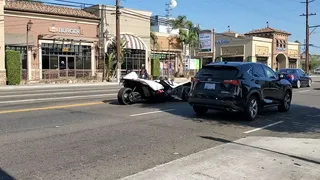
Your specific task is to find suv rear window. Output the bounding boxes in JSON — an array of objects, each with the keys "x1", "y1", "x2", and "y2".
[
  {"x1": 195, "y1": 65, "x2": 239, "y2": 79},
  {"x1": 279, "y1": 69, "x2": 296, "y2": 74}
]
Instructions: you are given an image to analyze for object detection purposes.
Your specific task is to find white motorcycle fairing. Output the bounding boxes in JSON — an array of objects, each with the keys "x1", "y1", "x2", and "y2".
[
  {"x1": 154, "y1": 79, "x2": 190, "y2": 89},
  {"x1": 122, "y1": 72, "x2": 164, "y2": 91}
]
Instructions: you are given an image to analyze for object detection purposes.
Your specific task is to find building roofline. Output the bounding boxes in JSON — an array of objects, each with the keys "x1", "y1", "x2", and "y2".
[
  {"x1": 4, "y1": 1, "x2": 100, "y2": 20},
  {"x1": 4, "y1": 8, "x2": 100, "y2": 20}
]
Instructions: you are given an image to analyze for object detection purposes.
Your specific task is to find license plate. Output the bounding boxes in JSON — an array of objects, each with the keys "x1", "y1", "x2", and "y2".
[{"x1": 204, "y1": 83, "x2": 216, "y2": 90}]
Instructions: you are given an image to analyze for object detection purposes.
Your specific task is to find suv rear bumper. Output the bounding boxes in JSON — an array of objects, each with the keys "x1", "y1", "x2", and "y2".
[{"x1": 189, "y1": 97, "x2": 244, "y2": 112}]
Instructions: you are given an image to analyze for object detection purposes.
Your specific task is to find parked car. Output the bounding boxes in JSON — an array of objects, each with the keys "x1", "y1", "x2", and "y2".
[
  {"x1": 278, "y1": 68, "x2": 312, "y2": 88},
  {"x1": 188, "y1": 62, "x2": 292, "y2": 121},
  {"x1": 314, "y1": 68, "x2": 320, "y2": 74}
]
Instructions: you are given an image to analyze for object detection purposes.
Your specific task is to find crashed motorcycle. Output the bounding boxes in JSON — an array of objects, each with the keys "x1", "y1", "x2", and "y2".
[{"x1": 117, "y1": 72, "x2": 191, "y2": 105}]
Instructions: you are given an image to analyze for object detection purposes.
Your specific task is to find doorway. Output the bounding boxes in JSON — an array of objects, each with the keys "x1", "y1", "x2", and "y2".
[{"x1": 59, "y1": 56, "x2": 75, "y2": 77}]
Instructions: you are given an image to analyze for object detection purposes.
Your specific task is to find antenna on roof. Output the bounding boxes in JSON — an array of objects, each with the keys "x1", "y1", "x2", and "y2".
[{"x1": 266, "y1": 21, "x2": 269, "y2": 28}]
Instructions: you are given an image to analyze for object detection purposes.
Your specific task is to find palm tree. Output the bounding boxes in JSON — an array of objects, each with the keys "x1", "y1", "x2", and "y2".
[
  {"x1": 150, "y1": 31, "x2": 159, "y2": 50},
  {"x1": 169, "y1": 15, "x2": 188, "y2": 29},
  {"x1": 105, "y1": 38, "x2": 129, "y2": 81},
  {"x1": 170, "y1": 16, "x2": 200, "y2": 76}
]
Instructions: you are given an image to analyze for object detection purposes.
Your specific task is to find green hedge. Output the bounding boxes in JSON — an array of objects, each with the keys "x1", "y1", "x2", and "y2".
[
  {"x1": 151, "y1": 58, "x2": 160, "y2": 78},
  {"x1": 5, "y1": 50, "x2": 21, "y2": 85}
]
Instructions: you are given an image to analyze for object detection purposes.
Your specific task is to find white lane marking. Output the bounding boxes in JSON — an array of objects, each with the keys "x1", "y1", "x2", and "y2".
[
  {"x1": 243, "y1": 121, "x2": 284, "y2": 134},
  {"x1": 296, "y1": 90, "x2": 311, "y2": 93},
  {"x1": 0, "y1": 93, "x2": 117, "y2": 104},
  {"x1": 0, "y1": 89, "x2": 117, "y2": 98},
  {"x1": 130, "y1": 109, "x2": 176, "y2": 117}
]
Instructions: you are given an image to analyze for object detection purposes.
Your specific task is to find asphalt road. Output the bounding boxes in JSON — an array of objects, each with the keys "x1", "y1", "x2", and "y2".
[{"x1": 0, "y1": 79, "x2": 319, "y2": 180}]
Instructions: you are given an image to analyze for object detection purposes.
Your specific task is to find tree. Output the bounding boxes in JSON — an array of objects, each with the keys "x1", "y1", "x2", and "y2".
[
  {"x1": 150, "y1": 31, "x2": 159, "y2": 50},
  {"x1": 309, "y1": 55, "x2": 320, "y2": 71},
  {"x1": 169, "y1": 15, "x2": 200, "y2": 76},
  {"x1": 105, "y1": 38, "x2": 129, "y2": 81},
  {"x1": 294, "y1": 40, "x2": 301, "y2": 44},
  {"x1": 169, "y1": 15, "x2": 188, "y2": 30},
  {"x1": 5, "y1": 50, "x2": 21, "y2": 85}
]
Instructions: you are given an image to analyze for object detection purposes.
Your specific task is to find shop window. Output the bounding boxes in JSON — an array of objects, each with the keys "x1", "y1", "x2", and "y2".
[
  {"x1": 50, "y1": 56, "x2": 59, "y2": 69},
  {"x1": 126, "y1": 57, "x2": 133, "y2": 70},
  {"x1": 41, "y1": 43, "x2": 91, "y2": 71},
  {"x1": 42, "y1": 55, "x2": 50, "y2": 69},
  {"x1": 83, "y1": 56, "x2": 91, "y2": 69},
  {"x1": 121, "y1": 49, "x2": 145, "y2": 71},
  {"x1": 76, "y1": 56, "x2": 83, "y2": 69}
]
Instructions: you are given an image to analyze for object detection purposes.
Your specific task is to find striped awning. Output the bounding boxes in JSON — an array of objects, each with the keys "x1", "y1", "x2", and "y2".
[{"x1": 116, "y1": 34, "x2": 146, "y2": 50}]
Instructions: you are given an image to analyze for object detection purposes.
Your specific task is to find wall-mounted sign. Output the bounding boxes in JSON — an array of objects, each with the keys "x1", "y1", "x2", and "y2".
[
  {"x1": 62, "y1": 47, "x2": 70, "y2": 52},
  {"x1": 189, "y1": 59, "x2": 200, "y2": 70},
  {"x1": 199, "y1": 33, "x2": 212, "y2": 52},
  {"x1": 49, "y1": 26, "x2": 82, "y2": 35},
  {"x1": 276, "y1": 47, "x2": 286, "y2": 51},
  {"x1": 215, "y1": 40, "x2": 230, "y2": 44}
]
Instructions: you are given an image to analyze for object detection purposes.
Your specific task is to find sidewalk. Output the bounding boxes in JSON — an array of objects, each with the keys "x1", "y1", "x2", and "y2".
[
  {"x1": 0, "y1": 82, "x2": 119, "y2": 90},
  {"x1": 121, "y1": 136, "x2": 320, "y2": 180}
]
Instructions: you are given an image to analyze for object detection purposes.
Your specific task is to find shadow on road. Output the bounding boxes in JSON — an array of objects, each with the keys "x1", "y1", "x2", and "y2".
[
  {"x1": 199, "y1": 136, "x2": 320, "y2": 165},
  {"x1": 102, "y1": 99, "x2": 119, "y2": 105},
  {"x1": 102, "y1": 99, "x2": 183, "y2": 106},
  {"x1": 134, "y1": 101, "x2": 320, "y2": 135},
  {"x1": 0, "y1": 168, "x2": 15, "y2": 180}
]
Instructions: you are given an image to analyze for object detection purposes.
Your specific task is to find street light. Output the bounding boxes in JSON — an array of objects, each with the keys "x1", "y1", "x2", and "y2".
[{"x1": 26, "y1": 20, "x2": 33, "y2": 82}]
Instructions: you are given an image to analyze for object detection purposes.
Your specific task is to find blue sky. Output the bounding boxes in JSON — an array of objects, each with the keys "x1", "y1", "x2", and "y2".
[{"x1": 53, "y1": 0, "x2": 320, "y2": 53}]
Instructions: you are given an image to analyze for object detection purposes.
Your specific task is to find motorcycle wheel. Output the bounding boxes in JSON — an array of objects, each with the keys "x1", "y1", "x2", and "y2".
[
  {"x1": 118, "y1": 87, "x2": 133, "y2": 105},
  {"x1": 182, "y1": 87, "x2": 190, "y2": 101}
]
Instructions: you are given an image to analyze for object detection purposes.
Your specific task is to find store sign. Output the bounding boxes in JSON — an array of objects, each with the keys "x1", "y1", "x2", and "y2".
[
  {"x1": 189, "y1": 59, "x2": 200, "y2": 70},
  {"x1": 59, "y1": 28, "x2": 81, "y2": 34},
  {"x1": 215, "y1": 40, "x2": 230, "y2": 44},
  {"x1": 276, "y1": 47, "x2": 286, "y2": 51},
  {"x1": 62, "y1": 47, "x2": 70, "y2": 52},
  {"x1": 49, "y1": 26, "x2": 81, "y2": 35},
  {"x1": 199, "y1": 32, "x2": 212, "y2": 52}
]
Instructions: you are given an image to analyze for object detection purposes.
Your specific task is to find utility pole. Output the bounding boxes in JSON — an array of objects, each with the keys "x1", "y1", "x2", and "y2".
[
  {"x1": 212, "y1": 29, "x2": 215, "y2": 62},
  {"x1": 116, "y1": 0, "x2": 121, "y2": 83},
  {"x1": 99, "y1": 5, "x2": 106, "y2": 82},
  {"x1": 300, "y1": 0, "x2": 316, "y2": 73}
]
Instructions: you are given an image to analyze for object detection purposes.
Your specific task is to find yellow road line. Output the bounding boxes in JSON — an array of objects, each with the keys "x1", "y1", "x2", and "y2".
[{"x1": 0, "y1": 102, "x2": 104, "y2": 114}]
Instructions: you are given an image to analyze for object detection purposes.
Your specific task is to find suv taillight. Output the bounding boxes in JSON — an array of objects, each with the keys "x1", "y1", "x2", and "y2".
[
  {"x1": 191, "y1": 77, "x2": 199, "y2": 90},
  {"x1": 223, "y1": 80, "x2": 239, "y2": 86},
  {"x1": 287, "y1": 74, "x2": 294, "y2": 80}
]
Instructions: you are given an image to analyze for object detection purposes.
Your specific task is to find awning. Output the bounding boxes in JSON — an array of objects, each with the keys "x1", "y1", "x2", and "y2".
[
  {"x1": 39, "y1": 34, "x2": 99, "y2": 43},
  {"x1": 110, "y1": 34, "x2": 146, "y2": 50},
  {"x1": 5, "y1": 33, "x2": 34, "y2": 46}
]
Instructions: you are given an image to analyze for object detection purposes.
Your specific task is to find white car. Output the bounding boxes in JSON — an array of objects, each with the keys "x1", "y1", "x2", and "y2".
[{"x1": 314, "y1": 68, "x2": 320, "y2": 74}]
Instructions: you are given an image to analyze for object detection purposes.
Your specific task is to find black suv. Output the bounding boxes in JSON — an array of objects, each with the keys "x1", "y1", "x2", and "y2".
[{"x1": 188, "y1": 62, "x2": 292, "y2": 121}]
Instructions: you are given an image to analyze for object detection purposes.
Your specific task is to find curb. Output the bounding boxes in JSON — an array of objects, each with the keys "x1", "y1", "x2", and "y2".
[{"x1": 0, "y1": 82, "x2": 119, "y2": 90}]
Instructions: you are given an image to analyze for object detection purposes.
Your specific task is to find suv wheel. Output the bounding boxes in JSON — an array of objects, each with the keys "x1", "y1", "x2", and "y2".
[
  {"x1": 278, "y1": 91, "x2": 291, "y2": 112},
  {"x1": 193, "y1": 106, "x2": 208, "y2": 116},
  {"x1": 307, "y1": 79, "x2": 312, "y2": 87},
  {"x1": 296, "y1": 80, "x2": 301, "y2": 88},
  {"x1": 244, "y1": 96, "x2": 258, "y2": 121}
]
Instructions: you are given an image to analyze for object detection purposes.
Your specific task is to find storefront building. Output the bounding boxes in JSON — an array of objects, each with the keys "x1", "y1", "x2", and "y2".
[
  {"x1": 0, "y1": 0, "x2": 5, "y2": 85},
  {"x1": 85, "y1": 5, "x2": 152, "y2": 75},
  {"x1": 150, "y1": 32, "x2": 182, "y2": 77},
  {"x1": 197, "y1": 27, "x2": 300, "y2": 70},
  {"x1": 3, "y1": 1, "x2": 99, "y2": 83}
]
